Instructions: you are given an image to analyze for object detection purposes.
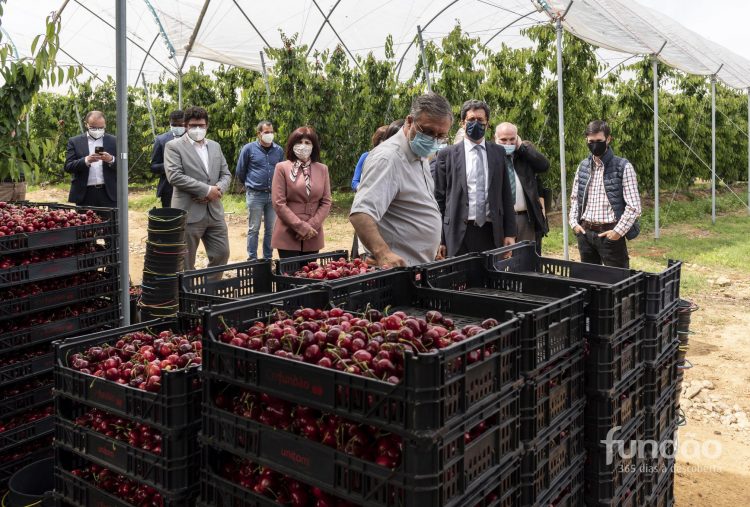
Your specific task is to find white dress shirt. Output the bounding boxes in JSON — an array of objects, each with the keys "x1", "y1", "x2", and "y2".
[
  {"x1": 188, "y1": 137, "x2": 210, "y2": 175},
  {"x1": 86, "y1": 135, "x2": 105, "y2": 186},
  {"x1": 463, "y1": 138, "x2": 489, "y2": 221},
  {"x1": 513, "y1": 169, "x2": 526, "y2": 211}
]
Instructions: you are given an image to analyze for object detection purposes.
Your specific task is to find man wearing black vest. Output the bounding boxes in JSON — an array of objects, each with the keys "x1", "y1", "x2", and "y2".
[{"x1": 569, "y1": 120, "x2": 641, "y2": 268}]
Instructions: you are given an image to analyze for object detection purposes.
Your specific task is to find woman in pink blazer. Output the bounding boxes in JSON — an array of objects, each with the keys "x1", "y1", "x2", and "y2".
[{"x1": 271, "y1": 126, "x2": 332, "y2": 258}]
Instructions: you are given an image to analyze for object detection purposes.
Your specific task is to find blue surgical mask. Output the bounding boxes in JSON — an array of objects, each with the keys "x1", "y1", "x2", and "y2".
[
  {"x1": 409, "y1": 131, "x2": 441, "y2": 158},
  {"x1": 170, "y1": 125, "x2": 185, "y2": 137},
  {"x1": 502, "y1": 144, "x2": 516, "y2": 155}
]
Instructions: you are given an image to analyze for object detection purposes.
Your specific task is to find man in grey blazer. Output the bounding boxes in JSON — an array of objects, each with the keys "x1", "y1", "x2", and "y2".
[
  {"x1": 433, "y1": 99, "x2": 517, "y2": 257},
  {"x1": 164, "y1": 106, "x2": 231, "y2": 271}
]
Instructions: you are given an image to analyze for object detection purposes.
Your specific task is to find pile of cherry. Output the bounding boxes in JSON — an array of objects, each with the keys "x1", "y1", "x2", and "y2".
[
  {"x1": 74, "y1": 408, "x2": 163, "y2": 455},
  {"x1": 0, "y1": 271, "x2": 107, "y2": 301},
  {"x1": 0, "y1": 242, "x2": 105, "y2": 269},
  {"x1": 218, "y1": 307, "x2": 500, "y2": 384},
  {"x1": 0, "y1": 434, "x2": 53, "y2": 463},
  {"x1": 0, "y1": 345, "x2": 50, "y2": 367},
  {"x1": 67, "y1": 328, "x2": 203, "y2": 392},
  {"x1": 0, "y1": 202, "x2": 103, "y2": 236},
  {"x1": 0, "y1": 298, "x2": 112, "y2": 333},
  {"x1": 0, "y1": 404, "x2": 53, "y2": 433},
  {"x1": 69, "y1": 464, "x2": 165, "y2": 506},
  {"x1": 286, "y1": 257, "x2": 376, "y2": 280},
  {"x1": 220, "y1": 455, "x2": 356, "y2": 507},
  {"x1": 0, "y1": 374, "x2": 51, "y2": 398}
]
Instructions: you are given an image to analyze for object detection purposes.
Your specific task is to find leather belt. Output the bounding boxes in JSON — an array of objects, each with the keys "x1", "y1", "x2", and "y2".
[
  {"x1": 581, "y1": 220, "x2": 616, "y2": 232},
  {"x1": 515, "y1": 210, "x2": 527, "y2": 215},
  {"x1": 464, "y1": 219, "x2": 491, "y2": 226},
  {"x1": 88, "y1": 184, "x2": 105, "y2": 189}
]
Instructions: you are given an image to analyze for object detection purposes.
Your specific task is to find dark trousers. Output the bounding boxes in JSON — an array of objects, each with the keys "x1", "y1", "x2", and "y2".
[
  {"x1": 456, "y1": 222, "x2": 496, "y2": 255},
  {"x1": 160, "y1": 192, "x2": 173, "y2": 208},
  {"x1": 79, "y1": 186, "x2": 116, "y2": 208},
  {"x1": 576, "y1": 229, "x2": 629, "y2": 268},
  {"x1": 278, "y1": 249, "x2": 319, "y2": 259}
]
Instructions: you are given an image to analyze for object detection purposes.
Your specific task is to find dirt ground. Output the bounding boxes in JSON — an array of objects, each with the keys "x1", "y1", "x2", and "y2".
[{"x1": 28, "y1": 187, "x2": 750, "y2": 505}]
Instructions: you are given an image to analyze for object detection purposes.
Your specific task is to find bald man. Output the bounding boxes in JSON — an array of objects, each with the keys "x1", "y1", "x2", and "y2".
[
  {"x1": 495, "y1": 122, "x2": 550, "y2": 254},
  {"x1": 64, "y1": 111, "x2": 118, "y2": 207}
]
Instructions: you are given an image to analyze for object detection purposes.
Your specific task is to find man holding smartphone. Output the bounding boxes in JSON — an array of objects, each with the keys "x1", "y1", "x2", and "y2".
[{"x1": 64, "y1": 110, "x2": 118, "y2": 207}]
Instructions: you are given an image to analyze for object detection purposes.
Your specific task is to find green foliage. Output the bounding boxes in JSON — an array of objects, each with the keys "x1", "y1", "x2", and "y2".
[
  {"x1": 8, "y1": 21, "x2": 749, "y2": 200},
  {"x1": 0, "y1": 2, "x2": 80, "y2": 181}
]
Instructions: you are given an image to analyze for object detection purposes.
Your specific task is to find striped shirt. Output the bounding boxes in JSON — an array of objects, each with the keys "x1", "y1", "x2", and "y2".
[{"x1": 569, "y1": 157, "x2": 641, "y2": 237}]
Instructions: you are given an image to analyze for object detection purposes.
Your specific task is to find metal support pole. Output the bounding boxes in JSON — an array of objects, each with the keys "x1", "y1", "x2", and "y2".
[
  {"x1": 116, "y1": 0, "x2": 130, "y2": 325},
  {"x1": 141, "y1": 74, "x2": 157, "y2": 141},
  {"x1": 260, "y1": 51, "x2": 271, "y2": 103},
  {"x1": 747, "y1": 88, "x2": 749, "y2": 215},
  {"x1": 711, "y1": 76, "x2": 716, "y2": 225},
  {"x1": 417, "y1": 25, "x2": 432, "y2": 92},
  {"x1": 556, "y1": 18, "x2": 569, "y2": 259},
  {"x1": 178, "y1": 71, "x2": 183, "y2": 109},
  {"x1": 653, "y1": 56, "x2": 660, "y2": 239}
]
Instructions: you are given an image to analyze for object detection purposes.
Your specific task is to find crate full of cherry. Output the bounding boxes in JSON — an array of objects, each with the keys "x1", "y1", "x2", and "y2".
[{"x1": 201, "y1": 270, "x2": 524, "y2": 437}]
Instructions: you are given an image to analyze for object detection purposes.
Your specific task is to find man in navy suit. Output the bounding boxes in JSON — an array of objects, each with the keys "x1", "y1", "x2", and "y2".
[
  {"x1": 64, "y1": 111, "x2": 117, "y2": 207},
  {"x1": 150, "y1": 110, "x2": 184, "y2": 207},
  {"x1": 433, "y1": 99, "x2": 517, "y2": 257}
]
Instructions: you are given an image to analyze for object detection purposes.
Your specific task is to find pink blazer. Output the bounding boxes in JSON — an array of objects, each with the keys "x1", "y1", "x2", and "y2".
[{"x1": 271, "y1": 160, "x2": 332, "y2": 251}]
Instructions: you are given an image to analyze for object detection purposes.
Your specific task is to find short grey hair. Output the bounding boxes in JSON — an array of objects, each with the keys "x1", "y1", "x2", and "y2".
[
  {"x1": 84, "y1": 111, "x2": 105, "y2": 123},
  {"x1": 256, "y1": 120, "x2": 273, "y2": 133},
  {"x1": 460, "y1": 99, "x2": 490, "y2": 121},
  {"x1": 409, "y1": 92, "x2": 453, "y2": 123}
]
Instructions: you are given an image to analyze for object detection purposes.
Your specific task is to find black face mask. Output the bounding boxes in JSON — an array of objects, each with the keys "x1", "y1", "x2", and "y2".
[
  {"x1": 465, "y1": 120, "x2": 486, "y2": 141},
  {"x1": 587, "y1": 140, "x2": 607, "y2": 157}
]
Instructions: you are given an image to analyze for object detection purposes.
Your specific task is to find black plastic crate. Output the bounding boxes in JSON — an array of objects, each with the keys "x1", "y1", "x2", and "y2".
[
  {"x1": 644, "y1": 303, "x2": 679, "y2": 363},
  {"x1": 0, "y1": 203, "x2": 117, "y2": 254},
  {"x1": 642, "y1": 424, "x2": 677, "y2": 499},
  {"x1": 0, "y1": 302, "x2": 121, "y2": 355},
  {"x1": 0, "y1": 247, "x2": 118, "y2": 288},
  {"x1": 584, "y1": 365, "x2": 644, "y2": 444},
  {"x1": 0, "y1": 436, "x2": 54, "y2": 487},
  {"x1": 54, "y1": 447, "x2": 198, "y2": 507},
  {"x1": 521, "y1": 408, "x2": 585, "y2": 507},
  {"x1": 274, "y1": 250, "x2": 351, "y2": 277},
  {"x1": 200, "y1": 449, "x2": 520, "y2": 507},
  {"x1": 644, "y1": 383, "x2": 680, "y2": 441},
  {"x1": 537, "y1": 457, "x2": 585, "y2": 507},
  {"x1": 53, "y1": 317, "x2": 202, "y2": 432},
  {"x1": 201, "y1": 387, "x2": 520, "y2": 507},
  {"x1": 483, "y1": 242, "x2": 645, "y2": 338},
  {"x1": 0, "y1": 376, "x2": 52, "y2": 419},
  {"x1": 202, "y1": 273, "x2": 523, "y2": 438},
  {"x1": 584, "y1": 416, "x2": 644, "y2": 503},
  {"x1": 585, "y1": 470, "x2": 643, "y2": 507},
  {"x1": 0, "y1": 409, "x2": 54, "y2": 452},
  {"x1": 643, "y1": 341, "x2": 679, "y2": 407},
  {"x1": 179, "y1": 291, "x2": 237, "y2": 317},
  {"x1": 585, "y1": 318, "x2": 644, "y2": 394},
  {"x1": 55, "y1": 412, "x2": 200, "y2": 490},
  {"x1": 0, "y1": 270, "x2": 120, "y2": 320},
  {"x1": 647, "y1": 468, "x2": 674, "y2": 507},
  {"x1": 521, "y1": 351, "x2": 585, "y2": 442},
  {"x1": 643, "y1": 260, "x2": 681, "y2": 319},
  {"x1": 415, "y1": 255, "x2": 586, "y2": 375},
  {"x1": 0, "y1": 349, "x2": 54, "y2": 388}
]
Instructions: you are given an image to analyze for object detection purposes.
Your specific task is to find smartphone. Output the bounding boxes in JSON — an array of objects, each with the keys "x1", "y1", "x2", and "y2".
[{"x1": 95, "y1": 146, "x2": 104, "y2": 154}]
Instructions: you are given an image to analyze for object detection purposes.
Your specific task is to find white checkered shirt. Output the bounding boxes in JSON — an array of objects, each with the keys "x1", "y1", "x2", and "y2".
[{"x1": 569, "y1": 157, "x2": 641, "y2": 237}]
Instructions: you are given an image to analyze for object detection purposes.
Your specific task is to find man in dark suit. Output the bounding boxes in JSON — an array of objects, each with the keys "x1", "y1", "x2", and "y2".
[
  {"x1": 150, "y1": 110, "x2": 184, "y2": 207},
  {"x1": 63, "y1": 111, "x2": 117, "y2": 207},
  {"x1": 433, "y1": 99, "x2": 516, "y2": 257},
  {"x1": 495, "y1": 122, "x2": 550, "y2": 254}
]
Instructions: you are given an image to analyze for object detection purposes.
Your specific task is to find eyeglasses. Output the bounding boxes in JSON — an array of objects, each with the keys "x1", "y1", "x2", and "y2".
[{"x1": 415, "y1": 122, "x2": 449, "y2": 145}]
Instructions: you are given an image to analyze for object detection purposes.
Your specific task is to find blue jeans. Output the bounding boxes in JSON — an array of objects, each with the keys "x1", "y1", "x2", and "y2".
[{"x1": 246, "y1": 189, "x2": 276, "y2": 260}]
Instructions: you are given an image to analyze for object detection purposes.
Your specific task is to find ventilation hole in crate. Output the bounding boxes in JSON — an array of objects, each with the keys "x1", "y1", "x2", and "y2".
[
  {"x1": 443, "y1": 463, "x2": 460, "y2": 500},
  {"x1": 466, "y1": 443, "x2": 494, "y2": 481},
  {"x1": 444, "y1": 434, "x2": 461, "y2": 462},
  {"x1": 549, "y1": 384, "x2": 569, "y2": 422},
  {"x1": 621, "y1": 343, "x2": 635, "y2": 376},
  {"x1": 444, "y1": 382, "x2": 460, "y2": 421}
]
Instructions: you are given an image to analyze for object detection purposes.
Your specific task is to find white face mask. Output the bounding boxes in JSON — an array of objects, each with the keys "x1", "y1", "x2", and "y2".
[
  {"x1": 260, "y1": 133, "x2": 274, "y2": 144},
  {"x1": 88, "y1": 128, "x2": 105, "y2": 140},
  {"x1": 187, "y1": 127, "x2": 207, "y2": 142},
  {"x1": 293, "y1": 143, "x2": 313, "y2": 161}
]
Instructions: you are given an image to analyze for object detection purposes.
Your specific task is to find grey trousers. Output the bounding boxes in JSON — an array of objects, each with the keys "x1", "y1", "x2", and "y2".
[
  {"x1": 185, "y1": 213, "x2": 230, "y2": 271},
  {"x1": 515, "y1": 212, "x2": 542, "y2": 252}
]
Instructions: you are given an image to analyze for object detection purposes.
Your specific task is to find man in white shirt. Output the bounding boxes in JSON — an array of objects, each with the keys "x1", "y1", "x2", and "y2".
[
  {"x1": 164, "y1": 106, "x2": 231, "y2": 271},
  {"x1": 433, "y1": 100, "x2": 516, "y2": 257},
  {"x1": 63, "y1": 111, "x2": 117, "y2": 207}
]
